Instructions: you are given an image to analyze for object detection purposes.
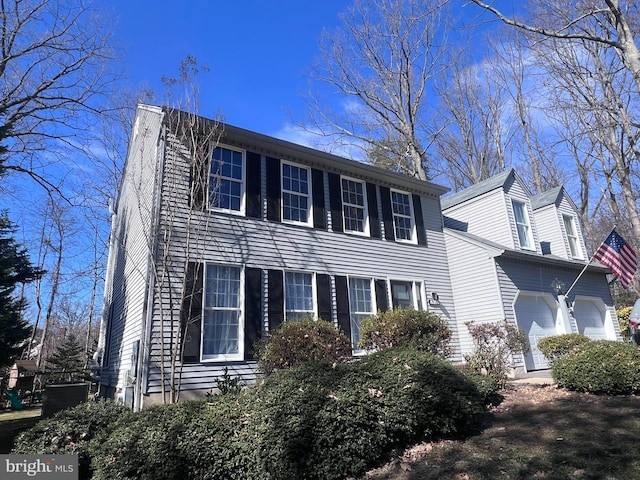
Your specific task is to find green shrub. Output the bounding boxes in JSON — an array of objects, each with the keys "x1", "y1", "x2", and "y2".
[
  {"x1": 249, "y1": 348, "x2": 491, "y2": 480},
  {"x1": 255, "y1": 318, "x2": 352, "y2": 375},
  {"x1": 552, "y1": 340, "x2": 640, "y2": 395},
  {"x1": 537, "y1": 334, "x2": 591, "y2": 363},
  {"x1": 464, "y1": 320, "x2": 529, "y2": 388},
  {"x1": 91, "y1": 396, "x2": 259, "y2": 480},
  {"x1": 358, "y1": 308, "x2": 452, "y2": 356},
  {"x1": 617, "y1": 306, "x2": 633, "y2": 340},
  {"x1": 12, "y1": 400, "x2": 132, "y2": 479}
]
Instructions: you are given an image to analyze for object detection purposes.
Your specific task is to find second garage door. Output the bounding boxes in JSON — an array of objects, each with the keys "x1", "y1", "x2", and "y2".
[{"x1": 514, "y1": 293, "x2": 558, "y2": 371}]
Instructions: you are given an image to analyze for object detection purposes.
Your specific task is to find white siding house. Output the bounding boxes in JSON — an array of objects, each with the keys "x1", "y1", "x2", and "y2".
[
  {"x1": 442, "y1": 169, "x2": 620, "y2": 372},
  {"x1": 97, "y1": 105, "x2": 459, "y2": 409}
]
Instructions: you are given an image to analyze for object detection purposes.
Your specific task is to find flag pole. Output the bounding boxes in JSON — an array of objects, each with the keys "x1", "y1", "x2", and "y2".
[{"x1": 564, "y1": 226, "x2": 616, "y2": 297}]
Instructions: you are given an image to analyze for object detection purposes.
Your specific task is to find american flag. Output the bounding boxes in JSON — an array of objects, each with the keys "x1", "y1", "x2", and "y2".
[{"x1": 592, "y1": 229, "x2": 637, "y2": 289}]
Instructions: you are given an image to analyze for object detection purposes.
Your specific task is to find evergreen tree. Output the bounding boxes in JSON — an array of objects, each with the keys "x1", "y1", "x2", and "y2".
[
  {"x1": 0, "y1": 211, "x2": 43, "y2": 369},
  {"x1": 45, "y1": 334, "x2": 87, "y2": 383}
]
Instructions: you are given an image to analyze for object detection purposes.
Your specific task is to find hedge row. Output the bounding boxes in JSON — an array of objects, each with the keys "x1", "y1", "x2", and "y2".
[{"x1": 14, "y1": 348, "x2": 496, "y2": 480}]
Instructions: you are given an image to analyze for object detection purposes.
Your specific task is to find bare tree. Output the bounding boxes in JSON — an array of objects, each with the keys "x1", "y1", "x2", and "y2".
[
  {"x1": 305, "y1": 0, "x2": 454, "y2": 181},
  {"x1": 0, "y1": 0, "x2": 116, "y2": 194}
]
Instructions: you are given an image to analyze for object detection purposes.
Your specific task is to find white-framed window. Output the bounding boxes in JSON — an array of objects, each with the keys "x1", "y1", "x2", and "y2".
[
  {"x1": 209, "y1": 146, "x2": 245, "y2": 214},
  {"x1": 341, "y1": 176, "x2": 369, "y2": 235},
  {"x1": 563, "y1": 215, "x2": 582, "y2": 259},
  {"x1": 348, "y1": 277, "x2": 376, "y2": 352},
  {"x1": 391, "y1": 189, "x2": 416, "y2": 243},
  {"x1": 285, "y1": 271, "x2": 316, "y2": 321},
  {"x1": 389, "y1": 280, "x2": 424, "y2": 310},
  {"x1": 512, "y1": 200, "x2": 534, "y2": 249},
  {"x1": 202, "y1": 264, "x2": 243, "y2": 361},
  {"x1": 282, "y1": 162, "x2": 312, "y2": 226}
]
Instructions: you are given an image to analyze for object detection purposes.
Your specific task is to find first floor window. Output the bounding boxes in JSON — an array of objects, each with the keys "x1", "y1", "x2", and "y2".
[
  {"x1": 285, "y1": 271, "x2": 315, "y2": 320},
  {"x1": 348, "y1": 277, "x2": 375, "y2": 351},
  {"x1": 202, "y1": 264, "x2": 242, "y2": 360},
  {"x1": 390, "y1": 280, "x2": 424, "y2": 310},
  {"x1": 391, "y1": 190, "x2": 415, "y2": 242}
]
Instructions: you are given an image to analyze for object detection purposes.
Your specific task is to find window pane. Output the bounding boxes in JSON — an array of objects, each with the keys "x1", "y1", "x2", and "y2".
[
  {"x1": 203, "y1": 265, "x2": 241, "y2": 359},
  {"x1": 349, "y1": 278, "x2": 374, "y2": 349},
  {"x1": 285, "y1": 272, "x2": 314, "y2": 320},
  {"x1": 391, "y1": 190, "x2": 413, "y2": 241},
  {"x1": 512, "y1": 201, "x2": 532, "y2": 248},
  {"x1": 282, "y1": 163, "x2": 311, "y2": 224},
  {"x1": 342, "y1": 178, "x2": 367, "y2": 233},
  {"x1": 209, "y1": 147, "x2": 244, "y2": 212}
]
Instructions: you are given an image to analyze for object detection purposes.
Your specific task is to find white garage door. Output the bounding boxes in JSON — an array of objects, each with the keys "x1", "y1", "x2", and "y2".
[
  {"x1": 573, "y1": 298, "x2": 607, "y2": 340},
  {"x1": 515, "y1": 294, "x2": 558, "y2": 371}
]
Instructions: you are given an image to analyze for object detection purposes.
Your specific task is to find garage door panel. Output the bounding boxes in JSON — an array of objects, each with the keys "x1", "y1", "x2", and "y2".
[
  {"x1": 573, "y1": 299, "x2": 606, "y2": 340},
  {"x1": 515, "y1": 295, "x2": 557, "y2": 371}
]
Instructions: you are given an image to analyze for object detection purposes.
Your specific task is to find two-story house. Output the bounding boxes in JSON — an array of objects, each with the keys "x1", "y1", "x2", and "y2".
[
  {"x1": 96, "y1": 104, "x2": 459, "y2": 409},
  {"x1": 442, "y1": 169, "x2": 619, "y2": 371}
]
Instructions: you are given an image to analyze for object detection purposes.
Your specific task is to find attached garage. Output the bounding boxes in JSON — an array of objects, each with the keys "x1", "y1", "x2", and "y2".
[
  {"x1": 572, "y1": 297, "x2": 612, "y2": 340},
  {"x1": 514, "y1": 293, "x2": 559, "y2": 371}
]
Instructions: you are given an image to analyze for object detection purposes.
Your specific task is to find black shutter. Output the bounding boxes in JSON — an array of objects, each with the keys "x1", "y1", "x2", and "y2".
[
  {"x1": 335, "y1": 276, "x2": 351, "y2": 339},
  {"x1": 268, "y1": 269, "x2": 284, "y2": 332},
  {"x1": 412, "y1": 194, "x2": 427, "y2": 246},
  {"x1": 316, "y1": 274, "x2": 332, "y2": 322},
  {"x1": 190, "y1": 150, "x2": 208, "y2": 210},
  {"x1": 312, "y1": 169, "x2": 327, "y2": 229},
  {"x1": 266, "y1": 156, "x2": 281, "y2": 221},
  {"x1": 366, "y1": 182, "x2": 381, "y2": 239},
  {"x1": 244, "y1": 267, "x2": 262, "y2": 360},
  {"x1": 375, "y1": 279, "x2": 388, "y2": 312},
  {"x1": 181, "y1": 262, "x2": 203, "y2": 364},
  {"x1": 328, "y1": 172, "x2": 343, "y2": 233},
  {"x1": 246, "y1": 151, "x2": 262, "y2": 219},
  {"x1": 380, "y1": 186, "x2": 395, "y2": 242}
]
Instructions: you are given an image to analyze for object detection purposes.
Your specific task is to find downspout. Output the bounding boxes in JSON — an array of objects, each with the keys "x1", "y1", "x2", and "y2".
[{"x1": 134, "y1": 113, "x2": 167, "y2": 412}]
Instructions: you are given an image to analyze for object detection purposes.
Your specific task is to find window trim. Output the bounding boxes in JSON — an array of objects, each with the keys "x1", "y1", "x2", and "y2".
[
  {"x1": 340, "y1": 175, "x2": 370, "y2": 236},
  {"x1": 390, "y1": 188, "x2": 417, "y2": 244},
  {"x1": 511, "y1": 199, "x2": 535, "y2": 250},
  {"x1": 281, "y1": 160, "x2": 313, "y2": 227},
  {"x1": 388, "y1": 279, "x2": 425, "y2": 310},
  {"x1": 284, "y1": 270, "x2": 317, "y2": 321},
  {"x1": 348, "y1": 276, "x2": 377, "y2": 354},
  {"x1": 562, "y1": 214, "x2": 583, "y2": 259},
  {"x1": 201, "y1": 263, "x2": 245, "y2": 362},
  {"x1": 208, "y1": 145, "x2": 246, "y2": 216}
]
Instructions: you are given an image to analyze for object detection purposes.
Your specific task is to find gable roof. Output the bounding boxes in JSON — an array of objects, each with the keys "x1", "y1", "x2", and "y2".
[
  {"x1": 531, "y1": 186, "x2": 562, "y2": 210},
  {"x1": 441, "y1": 169, "x2": 516, "y2": 210}
]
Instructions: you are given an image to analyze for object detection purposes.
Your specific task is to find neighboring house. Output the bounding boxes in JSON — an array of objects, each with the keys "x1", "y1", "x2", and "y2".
[
  {"x1": 442, "y1": 169, "x2": 620, "y2": 372},
  {"x1": 96, "y1": 104, "x2": 459, "y2": 410}
]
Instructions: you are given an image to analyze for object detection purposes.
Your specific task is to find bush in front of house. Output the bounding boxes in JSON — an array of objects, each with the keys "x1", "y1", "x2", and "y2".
[
  {"x1": 255, "y1": 317, "x2": 353, "y2": 375},
  {"x1": 464, "y1": 320, "x2": 529, "y2": 388},
  {"x1": 537, "y1": 333, "x2": 591, "y2": 364},
  {"x1": 617, "y1": 306, "x2": 633, "y2": 340},
  {"x1": 12, "y1": 399, "x2": 132, "y2": 479},
  {"x1": 552, "y1": 340, "x2": 640, "y2": 395},
  {"x1": 249, "y1": 348, "x2": 492, "y2": 480},
  {"x1": 358, "y1": 308, "x2": 452, "y2": 357}
]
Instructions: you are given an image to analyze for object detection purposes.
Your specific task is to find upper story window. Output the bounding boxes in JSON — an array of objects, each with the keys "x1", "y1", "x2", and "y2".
[
  {"x1": 202, "y1": 264, "x2": 243, "y2": 361},
  {"x1": 391, "y1": 189, "x2": 415, "y2": 242},
  {"x1": 284, "y1": 271, "x2": 316, "y2": 321},
  {"x1": 348, "y1": 277, "x2": 376, "y2": 352},
  {"x1": 512, "y1": 200, "x2": 534, "y2": 249},
  {"x1": 282, "y1": 162, "x2": 312, "y2": 226},
  {"x1": 390, "y1": 280, "x2": 424, "y2": 310},
  {"x1": 341, "y1": 177, "x2": 369, "y2": 235},
  {"x1": 563, "y1": 215, "x2": 582, "y2": 258},
  {"x1": 209, "y1": 146, "x2": 245, "y2": 214}
]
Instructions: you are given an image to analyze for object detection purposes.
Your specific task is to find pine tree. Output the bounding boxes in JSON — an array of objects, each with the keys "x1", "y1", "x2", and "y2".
[
  {"x1": 45, "y1": 334, "x2": 87, "y2": 383},
  {"x1": 0, "y1": 212, "x2": 43, "y2": 369}
]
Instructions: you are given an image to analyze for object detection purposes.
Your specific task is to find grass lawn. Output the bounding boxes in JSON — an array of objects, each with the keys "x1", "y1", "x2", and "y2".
[
  {"x1": 367, "y1": 384, "x2": 640, "y2": 480},
  {"x1": 0, "y1": 407, "x2": 42, "y2": 454}
]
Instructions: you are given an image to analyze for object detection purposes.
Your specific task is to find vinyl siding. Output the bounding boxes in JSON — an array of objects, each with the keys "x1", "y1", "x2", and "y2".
[
  {"x1": 101, "y1": 105, "x2": 163, "y2": 393},
  {"x1": 533, "y1": 196, "x2": 587, "y2": 261},
  {"x1": 142, "y1": 127, "x2": 458, "y2": 395},
  {"x1": 443, "y1": 231, "x2": 507, "y2": 359}
]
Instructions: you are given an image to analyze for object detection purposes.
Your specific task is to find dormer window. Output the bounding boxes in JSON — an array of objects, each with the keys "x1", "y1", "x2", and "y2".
[
  {"x1": 512, "y1": 200, "x2": 534, "y2": 249},
  {"x1": 563, "y1": 215, "x2": 582, "y2": 259}
]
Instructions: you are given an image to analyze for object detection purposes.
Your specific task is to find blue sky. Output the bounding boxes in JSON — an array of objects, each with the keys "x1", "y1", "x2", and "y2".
[{"x1": 109, "y1": 1, "x2": 351, "y2": 141}]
